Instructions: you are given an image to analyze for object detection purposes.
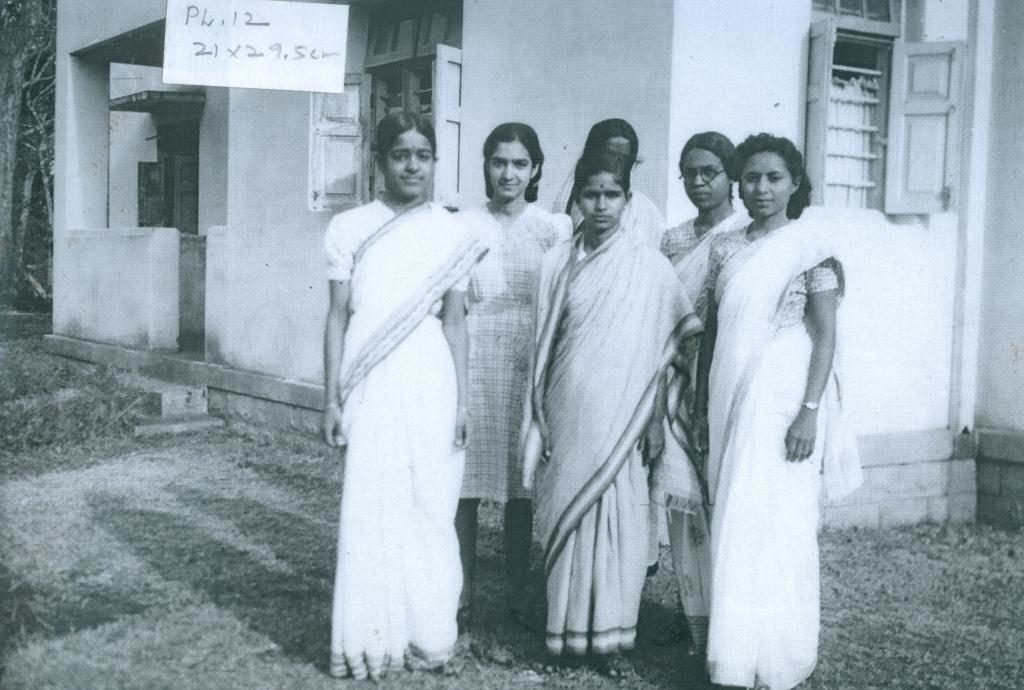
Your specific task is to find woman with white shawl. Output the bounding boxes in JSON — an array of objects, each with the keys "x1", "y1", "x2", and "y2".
[
  {"x1": 322, "y1": 112, "x2": 485, "y2": 680},
  {"x1": 695, "y1": 134, "x2": 862, "y2": 689},
  {"x1": 654, "y1": 131, "x2": 748, "y2": 656}
]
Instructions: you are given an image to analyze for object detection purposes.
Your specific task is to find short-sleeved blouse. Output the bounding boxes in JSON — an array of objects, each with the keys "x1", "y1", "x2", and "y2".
[
  {"x1": 706, "y1": 229, "x2": 840, "y2": 328},
  {"x1": 324, "y1": 200, "x2": 471, "y2": 295}
]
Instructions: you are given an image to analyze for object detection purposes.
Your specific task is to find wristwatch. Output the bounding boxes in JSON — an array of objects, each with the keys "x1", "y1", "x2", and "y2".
[{"x1": 801, "y1": 401, "x2": 819, "y2": 411}]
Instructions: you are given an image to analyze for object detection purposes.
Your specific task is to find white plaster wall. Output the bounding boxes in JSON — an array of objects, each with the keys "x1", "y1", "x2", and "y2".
[
  {"x1": 918, "y1": 0, "x2": 970, "y2": 41},
  {"x1": 223, "y1": 88, "x2": 332, "y2": 230},
  {"x1": 807, "y1": 208, "x2": 958, "y2": 434},
  {"x1": 665, "y1": 0, "x2": 811, "y2": 224},
  {"x1": 204, "y1": 226, "x2": 326, "y2": 383},
  {"x1": 459, "y1": 0, "x2": 675, "y2": 214},
  {"x1": 107, "y1": 112, "x2": 156, "y2": 228},
  {"x1": 976, "y1": 0, "x2": 1024, "y2": 431},
  {"x1": 52, "y1": 228, "x2": 180, "y2": 350},
  {"x1": 220, "y1": 5, "x2": 368, "y2": 230}
]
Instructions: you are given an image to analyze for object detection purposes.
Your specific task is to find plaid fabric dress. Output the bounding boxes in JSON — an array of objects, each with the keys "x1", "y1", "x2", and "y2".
[{"x1": 463, "y1": 204, "x2": 572, "y2": 501}]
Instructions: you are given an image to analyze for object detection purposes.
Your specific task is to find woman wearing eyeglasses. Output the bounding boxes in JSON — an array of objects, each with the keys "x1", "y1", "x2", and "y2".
[{"x1": 652, "y1": 132, "x2": 748, "y2": 656}]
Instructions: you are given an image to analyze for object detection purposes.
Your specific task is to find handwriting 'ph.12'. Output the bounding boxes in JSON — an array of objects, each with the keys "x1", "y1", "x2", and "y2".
[
  {"x1": 192, "y1": 42, "x2": 341, "y2": 61},
  {"x1": 185, "y1": 5, "x2": 271, "y2": 27}
]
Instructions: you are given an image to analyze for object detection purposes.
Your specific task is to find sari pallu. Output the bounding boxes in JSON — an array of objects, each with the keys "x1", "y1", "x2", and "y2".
[
  {"x1": 329, "y1": 202, "x2": 485, "y2": 680},
  {"x1": 655, "y1": 210, "x2": 750, "y2": 513},
  {"x1": 704, "y1": 220, "x2": 861, "y2": 690},
  {"x1": 521, "y1": 231, "x2": 700, "y2": 656}
]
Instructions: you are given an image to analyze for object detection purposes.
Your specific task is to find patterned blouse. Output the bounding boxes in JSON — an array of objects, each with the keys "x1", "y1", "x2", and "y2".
[
  {"x1": 706, "y1": 229, "x2": 841, "y2": 328},
  {"x1": 660, "y1": 218, "x2": 706, "y2": 265}
]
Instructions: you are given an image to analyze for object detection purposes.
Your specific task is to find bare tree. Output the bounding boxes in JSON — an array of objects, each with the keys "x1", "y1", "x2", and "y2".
[{"x1": 0, "y1": 0, "x2": 56, "y2": 306}]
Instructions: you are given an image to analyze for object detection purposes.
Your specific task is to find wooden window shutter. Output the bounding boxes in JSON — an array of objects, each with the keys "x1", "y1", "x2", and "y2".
[
  {"x1": 310, "y1": 74, "x2": 366, "y2": 212},
  {"x1": 432, "y1": 45, "x2": 462, "y2": 210},
  {"x1": 805, "y1": 19, "x2": 838, "y2": 206},
  {"x1": 884, "y1": 40, "x2": 965, "y2": 214}
]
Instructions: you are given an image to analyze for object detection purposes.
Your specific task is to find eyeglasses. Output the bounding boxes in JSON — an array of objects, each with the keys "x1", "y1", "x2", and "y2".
[{"x1": 681, "y1": 166, "x2": 726, "y2": 184}]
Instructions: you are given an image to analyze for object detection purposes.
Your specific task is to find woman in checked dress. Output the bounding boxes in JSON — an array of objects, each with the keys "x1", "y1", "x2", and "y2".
[{"x1": 456, "y1": 122, "x2": 571, "y2": 629}]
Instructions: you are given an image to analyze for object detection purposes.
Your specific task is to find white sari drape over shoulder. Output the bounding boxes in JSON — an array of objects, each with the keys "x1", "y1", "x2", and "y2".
[
  {"x1": 705, "y1": 219, "x2": 861, "y2": 690},
  {"x1": 324, "y1": 201, "x2": 485, "y2": 679}
]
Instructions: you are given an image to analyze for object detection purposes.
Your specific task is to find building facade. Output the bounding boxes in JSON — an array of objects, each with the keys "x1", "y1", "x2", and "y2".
[{"x1": 50, "y1": 0, "x2": 1024, "y2": 527}]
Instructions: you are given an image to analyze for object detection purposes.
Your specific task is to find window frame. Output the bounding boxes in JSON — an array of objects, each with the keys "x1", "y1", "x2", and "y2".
[
  {"x1": 827, "y1": 31, "x2": 893, "y2": 210},
  {"x1": 812, "y1": 0, "x2": 901, "y2": 38}
]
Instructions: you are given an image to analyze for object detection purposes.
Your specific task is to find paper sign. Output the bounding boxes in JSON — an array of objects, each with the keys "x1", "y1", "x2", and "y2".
[{"x1": 162, "y1": 0, "x2": 349, "y2": 93}]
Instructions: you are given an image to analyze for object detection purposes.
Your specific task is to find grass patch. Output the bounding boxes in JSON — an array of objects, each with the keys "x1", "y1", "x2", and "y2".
[
  {"x1": 0, "y1": 340, "x2": 151, "y2": 454},
  {"x1": 1, "y1": 406, "x2": 1022, "y2": 687}
]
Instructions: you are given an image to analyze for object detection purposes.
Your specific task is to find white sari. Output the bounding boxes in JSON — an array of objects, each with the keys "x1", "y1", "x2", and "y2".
[
  {"x1": 324, "y1": 201, "x2": 485, "y2": 679},
  {"x1": 705, "y1": 220, "x2": 861, "y2": 690}
]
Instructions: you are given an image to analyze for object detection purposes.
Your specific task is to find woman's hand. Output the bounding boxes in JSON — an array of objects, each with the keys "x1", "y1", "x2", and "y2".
[
  {"x1": 521, "y1": 422, "x2": 547, "y2": 490},
  {"x1": 454, "y1": 407, "x2": 468, "y2": 449},
  {"x1": 785, "y1": 407, "x2": 818, "y2": 461},
  {"x1": 640, "y1": 421, "x2": 666, "y2": 465},
  {"x1": 693, "y1": 412, "x2": 709, "y2": 456},
  {"x1": 323, "y1": 403, "x2": 346, "y2": 447}
]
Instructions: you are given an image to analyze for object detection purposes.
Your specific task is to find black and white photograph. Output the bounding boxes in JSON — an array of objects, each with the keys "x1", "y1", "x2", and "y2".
[{"x1": 1, "y1": 0, "x2": 1022, "y2": 688}]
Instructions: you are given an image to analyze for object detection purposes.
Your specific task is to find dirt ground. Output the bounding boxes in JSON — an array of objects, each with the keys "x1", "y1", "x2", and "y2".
[{"x1": 1, "y1": 322, "x2": 1022, "y2": 689}]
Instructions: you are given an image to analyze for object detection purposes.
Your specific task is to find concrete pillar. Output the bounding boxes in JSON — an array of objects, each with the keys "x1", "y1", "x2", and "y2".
[
  {"x1": 53, "y1": 55, "x2": 108, "y2": 235},
  {"x1": 53, "y1": 52, "x2": 108, "y2": 338}
]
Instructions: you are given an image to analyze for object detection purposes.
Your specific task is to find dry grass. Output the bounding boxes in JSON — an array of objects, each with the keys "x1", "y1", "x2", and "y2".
[{"x1": 1, "y1": 333, "x2": 1022, "y2": 688}]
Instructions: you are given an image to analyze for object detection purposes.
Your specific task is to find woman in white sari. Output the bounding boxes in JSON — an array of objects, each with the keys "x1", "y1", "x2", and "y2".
[
  {"x1": 654, "y1": 132, "x2": 747, "y2": 656},
  {"x1": 322, "y1": 112, "x2": 485, "y2": 680},
  {"x1": 695, "y1": 134, "x2": 861, "y2": 689}
]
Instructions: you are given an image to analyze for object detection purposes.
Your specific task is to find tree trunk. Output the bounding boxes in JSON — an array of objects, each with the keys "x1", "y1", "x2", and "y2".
[
  {"x1": 0, "y1": 0, "x2": 53, "y2": 306},
  {"x1": 0, "y1": 62, "x2": 24, "y2": 303}
]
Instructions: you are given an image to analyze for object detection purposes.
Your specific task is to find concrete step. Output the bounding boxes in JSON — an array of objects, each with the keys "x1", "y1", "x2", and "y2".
[
  {"x1": 116, "y1": 373, "x2": 209, "y2": 417},
  {"x1": 134, "y1": 414, "x2": 225, "y2": 437}
]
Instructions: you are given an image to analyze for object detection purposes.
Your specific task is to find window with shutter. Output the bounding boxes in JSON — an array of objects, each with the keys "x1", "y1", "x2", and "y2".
[
  {"x1": 805, "y1": 21, "x2": 892, "y2": 210},
  {"x1": 432, "y1": 44, "x2": 462, "y2": 210},
  {"x1": 884, "y1": 41, "x2": 965, "y2": 214},
  {"x1": 309, "y1": 74, "x2": 366, "y2": 212},
  {"x1": 365, "y1": 46, "x2": 462, "y2": 209},
  {"x1": 806, "y1": 2, "x2": 965, "y2": 216}
]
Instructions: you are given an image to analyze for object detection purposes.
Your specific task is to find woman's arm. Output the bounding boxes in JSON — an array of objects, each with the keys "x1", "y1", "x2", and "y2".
[
  {"x1": 323, "y1": 280, "x2": 351, "y2": 446},
  {"x1": 442, "y1": 288, "x2": 470, "y2": 448},
  {"x1": 785, "y1": 287, "x2": 839, "y2": 461},
  {"x1": 693, "y1": 290, "x2": 717, "y2": 452}
]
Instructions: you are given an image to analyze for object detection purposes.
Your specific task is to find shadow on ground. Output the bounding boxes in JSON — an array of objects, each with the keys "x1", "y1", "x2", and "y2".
[{"x1": 84, "y1": 481, "x2": 702, "y2": 688}]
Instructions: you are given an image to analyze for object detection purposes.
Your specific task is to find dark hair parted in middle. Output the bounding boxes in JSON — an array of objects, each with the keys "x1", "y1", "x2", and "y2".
[
  {"x1": 734, "y1": 133, "x2": 812, "y2": 219},
  {"x1": 572, "y1": 149, "x2": 633, "y2": 200},
  {"x1": 374, "y1": 111, "x2": 437, "y2": 166},
  {"x1": 565, "y1": 118, "x2": 640, "y2": 215},
  {"x1": 679, "y1": 131, "x2": 737, "y2": 180},
  {"x1": 582, "y1": 118, "x2": 640, "y2": 165},
  {"x1": 483, "y1": 122, "x2": 545, "y2": 203}
]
